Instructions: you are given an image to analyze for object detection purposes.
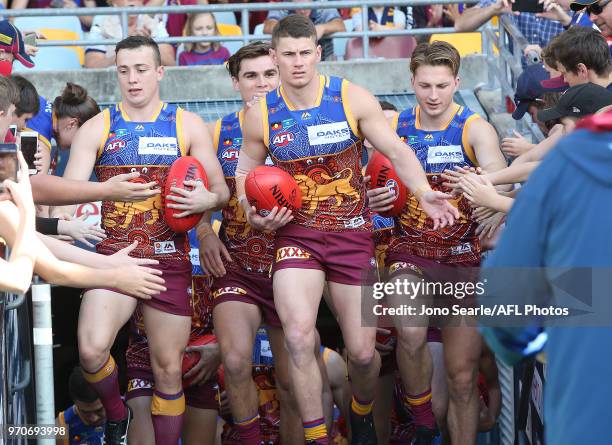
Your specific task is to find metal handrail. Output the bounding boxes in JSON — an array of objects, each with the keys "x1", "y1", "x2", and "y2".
[{"x1": 6, "y1": 0, "x2": 478, "y2": 58}]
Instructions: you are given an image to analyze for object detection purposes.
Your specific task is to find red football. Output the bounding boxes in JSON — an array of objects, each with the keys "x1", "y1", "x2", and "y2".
[
  {"x1": 245, "y1": 166, "x2": 302, "y2": 217},
  {"x1": 164, "y1": 156, "x2": 208, "y2": 233},
  {"x1": 365, "y1": 151, "x2": 407, "y2": 217},
  {"x1": 182, "y1": 334, "x2": 217, "y2": 388}
]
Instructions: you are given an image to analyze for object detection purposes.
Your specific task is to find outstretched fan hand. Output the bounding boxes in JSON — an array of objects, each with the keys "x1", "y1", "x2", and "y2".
[{"x1": 419, "y1": 190, "x2": 459, "y2": 230}]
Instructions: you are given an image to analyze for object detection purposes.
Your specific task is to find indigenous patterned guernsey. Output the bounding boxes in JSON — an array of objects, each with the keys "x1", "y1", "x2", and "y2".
[
  {"x1": 95, "y1": 102, "x2": 189, "y2": 261},
  {"x1": 263, "y1": 75, "x2": 371, "y2": 232},
  {"x1": 213, "y1": 111, "x2": 274, "y2": 273},
  {"x1": 390, "y1": 104, "x2": 481, "y2": 264}
]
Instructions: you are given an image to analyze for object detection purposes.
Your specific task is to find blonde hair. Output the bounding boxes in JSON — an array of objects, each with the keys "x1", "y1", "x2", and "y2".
[
  {"x1": 410, "y1": 41, "x2": 461, "y2": 77},
  {"x1": 184, "y1": 12, "x2": 221, "y2": 52}
]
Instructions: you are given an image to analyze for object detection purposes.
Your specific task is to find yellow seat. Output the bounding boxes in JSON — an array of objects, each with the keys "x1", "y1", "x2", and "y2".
[
  {"x1": 39, "y1": 28, "x2": 84, "y2": 66},
  {"x1": 429, "y1": 33, "x2": 482, "y2": 56},
  {"x1": 217, "y1": 23, "x2": 242, "y2": 36}
]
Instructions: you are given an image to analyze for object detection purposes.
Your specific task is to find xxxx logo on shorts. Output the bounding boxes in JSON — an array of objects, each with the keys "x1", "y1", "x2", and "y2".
[
  {"x1": 213, "y1": 287, "x2": 247, "y2": 299},
  {"x1": 389, "y1": 262, "x2": 423, "y2": 276},
  {"x1": 276, "y1": 246, "x2": 311, "y2": 262},
  {"x1": 127, "y1": 378, "x2": 153, "y2": 392}
]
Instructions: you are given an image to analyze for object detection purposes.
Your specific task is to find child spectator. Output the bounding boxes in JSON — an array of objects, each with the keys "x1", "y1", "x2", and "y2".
[{"x1": 179, "y1": 12, "x2": 230, "y2": 66}]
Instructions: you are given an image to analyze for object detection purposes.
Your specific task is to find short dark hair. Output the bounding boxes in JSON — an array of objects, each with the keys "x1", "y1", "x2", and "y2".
[
  {"x1": 115, "y1": 35, "x2": 162, "y2": 67},
  {"x1": 227, "y1": 41, "x2": 274, "y2": 79},
  {"x1": 53, "y1": 83, "x2": 100, "y2": 127},
  {"x1": 379, "y1": 100, "x2": 397, "y2": 112},
  {"x1": 11, "y1": 75, "x2": 39, "y2": 117},
  {"x1": 271, "y1": 14, "x2": 317, "y2": 48},
  {"x1": 410, "y1": 41, "x2": 461, "y2": 77},
  {"x1": 0, "y1": 76, "x2": 19, "y2": 114},
  {"x1": 544, "y1": 27, "x2": 612, "y2": 77},
  {"x1": 69, "y1": 366, "x2": 99, "y2": 404}
]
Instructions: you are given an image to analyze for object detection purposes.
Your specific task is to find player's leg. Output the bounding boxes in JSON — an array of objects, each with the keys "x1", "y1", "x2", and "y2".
[
  {"x1": 442, "y1": 325, "x2": 482, "y2": 445},
  {"x1": 373, "y1": 372, "x2": 395, "y2": 444},
  {"x1": 143, "y1": 306, "x2": 191, "y2": 445},
  {"x1": 429, "y1": 338, "x2": 449, "y2": 443},
  {"x1": 78, "y1": 289, "x2": 137, "y2": 423},
  {"x1": 182, "y1": 407, "x2": 218, "y2": 445},
  {"x1": 274, "y1": 267, "x2": 326, "y2": 443},
  {"x1": 268, "y1": 325, "x2": 304, "y2": 443},
  {"x1": 326, "y1": 281, "x2": 380, "y2": 442},
  {"x1": 213, "y1": 301, "x2": 261, "y2": 444},
  {"x1": 126, "y1": 395, "x2": 155, "y2": 445}
]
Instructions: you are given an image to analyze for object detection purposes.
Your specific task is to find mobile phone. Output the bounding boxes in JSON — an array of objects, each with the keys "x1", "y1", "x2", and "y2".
[
  {"x1": 8, "y1": 125, "x2": 17, "y2": 138},
  {"x1": 19, "y1": 131, "x2": 38, "y2": 175},
  {"x1": 0, "y1": 143, "x2": 18, "y2": 193},
  {"x1": 512, "y1": 0, "x2": 544, "y2": 13},
  {"x1": 24, "y1": 33, "x2": 37, "y2": 47}
]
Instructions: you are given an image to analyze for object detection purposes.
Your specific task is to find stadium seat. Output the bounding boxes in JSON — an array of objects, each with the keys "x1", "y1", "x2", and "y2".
[
  {"x1": 345, "y1": 35, "x2": 417, "y2": 60},
  {"x1": 218, "y1": 23, "x2": 243, "y2": 55},
  {"x1": 38, "y1": 29, "x2": 85, "y2": 65},
  {"x1": 429, "y1": 33, "x2": 482, "y2": 56},
  {"x1": 332, "y1": 18, "x2": 354, "y2": 61},
  {"x1": 214, "y1": 11, "x2": 237, "y2": 26},
  {"x1": 13, "y1": 46, "x2": 81, "y2": 72}
]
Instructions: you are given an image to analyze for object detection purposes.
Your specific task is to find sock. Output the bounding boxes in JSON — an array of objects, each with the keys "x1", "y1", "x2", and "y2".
[
  {"x1": 81, "y1": 356, "x2": 127, "y2": 421},
  {"x1": 351, "y1": 395, "x2": 374, "y2": 416},
  {"x1": 303, "y1": 417, "x2": 328, "y2": 443},
  {"x1": 151, "y1": 390, "x2": 185, "y2": 445},
  {"x1": 405, "y1": 389, "x2": 436, "y2": 429},
  {"x1": 234, "y1": 413, "x2": 262, "y2": 445}
]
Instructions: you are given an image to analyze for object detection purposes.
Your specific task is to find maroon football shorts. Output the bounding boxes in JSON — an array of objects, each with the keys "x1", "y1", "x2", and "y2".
[
  {"x1": 126, "y1": 368, "x2": 218, "y2": 410},
  {"x1": 272, "y1": 224, "x2": 376, "y2": 285},
  {"x1": 212, "y1": 262, "x2": 281, "y2": 328}
]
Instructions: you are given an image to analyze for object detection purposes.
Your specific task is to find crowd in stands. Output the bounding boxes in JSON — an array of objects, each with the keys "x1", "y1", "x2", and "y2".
[{"x1": 1, "y1": 0, "x2": 612, "y2": 443}]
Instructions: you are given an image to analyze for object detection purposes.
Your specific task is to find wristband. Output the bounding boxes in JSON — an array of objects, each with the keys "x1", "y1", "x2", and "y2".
[{"x1": 35, "y1": 217, "x2": 59, "y2": 235}]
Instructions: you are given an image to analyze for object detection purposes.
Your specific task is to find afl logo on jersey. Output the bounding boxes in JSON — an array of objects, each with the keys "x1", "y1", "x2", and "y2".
[
  {"x1": 272, "y1": 132, "x2": 295, "y2": 147},
  {"x1": 222, "y1": 149, "x2": 239, "y2": 160},
  {"x1": 105, "y1": 139, "x2": 125, "y2": 153}
]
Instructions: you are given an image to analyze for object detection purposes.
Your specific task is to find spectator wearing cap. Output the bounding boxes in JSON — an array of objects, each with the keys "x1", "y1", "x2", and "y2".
[
  {"x1": 454, "y1": 0, "x2": 565, "y2": 50},
  {"x1": 263, "y1": 0, "x2": 345, "y2": 61},
  {"x1": 537, "y1": 82, "x2": 612, "y2": 131},
  {"x1": 542, "y1": 27, "x2": 612, "y2": 90},
  {"x1": 0, "y1": 20, "x2": 35, "y2": 75},
  {"x1": 571, "y1": 0, "x2": 612, "y2": 36}
]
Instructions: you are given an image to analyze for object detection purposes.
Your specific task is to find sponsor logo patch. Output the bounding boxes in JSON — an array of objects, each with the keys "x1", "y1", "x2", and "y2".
[
  {"x1": 105, "y1": 139, "x2": 126, "y2": 153},
  {"x1": 154, "y1": 240, "x2": 176, "y2": 255},
  {"x1": 272, "y1": 132, "x2": 295, "y2": 147},
  {"x1": 307, "y1": 122, "x2": 350, "y2": 146},
  {"x1": 127, "y1": 378, "x2": 153, "y2": 392},
  {"x1": 213, "y1": 286, "x2": 247, "y2": 298},
  {"x1": 134, "y1": 124, "x2": 145, "y2": 132},
  {"x1": 138, "y1": 137, "x2": 178, "y2": 156},
  {"x1": 222, "y1": 148, "x2": 239, "y2": 160},
  {"x1": 389, "y1": 261, "x2": 423, "y2": 276},
  {"x1": 271, "y1": 121, "x2": 282, "y2": 131},
  {"x1": 189, "y1": 248, "x2": 200, "y2": 266},
  {"x1": 301, "y1": 111, "x2": 312, "y2": 120},
  {"x1": 426, "y1": 145, "x2": 464, "y2": 164},
  {"x1": 450, "y1": 243, "x2": 472, "y2": 255},
  {"x1": 344, "y1": 215, "x2": 366, "y2": 229},
  {"x1": 281, "y1": 118, "x2": 295, "y2": 128},
  {"x1": 276, "y1": 246, "x2": 311, "y2": 262}
]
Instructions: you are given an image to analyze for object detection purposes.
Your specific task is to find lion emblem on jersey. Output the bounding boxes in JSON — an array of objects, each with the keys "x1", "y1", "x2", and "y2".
[{"x1": 294, "y1": 168, "x2": 359, "y2": 214}]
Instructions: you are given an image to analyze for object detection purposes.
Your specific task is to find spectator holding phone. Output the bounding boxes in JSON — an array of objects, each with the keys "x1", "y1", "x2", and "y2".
[{"x1": 454, "y1": 0, "x2": 565, "y2": 49}]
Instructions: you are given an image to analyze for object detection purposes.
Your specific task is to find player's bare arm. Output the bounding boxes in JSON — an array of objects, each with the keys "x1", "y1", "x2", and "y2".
[
  {"x1": 166, "y1": 110, "x2": 230, "y2": 217},
  {"x1": 347, "y1": 81, "x2": 459, "y2": 228},
  {"x1": 237, "y1": 98, "x2": 293, "y2": 231}
]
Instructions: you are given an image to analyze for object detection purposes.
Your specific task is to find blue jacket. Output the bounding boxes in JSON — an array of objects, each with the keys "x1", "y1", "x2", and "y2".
[{"x1": 481, "y1": 126, "x2": 612, "y2": 445}]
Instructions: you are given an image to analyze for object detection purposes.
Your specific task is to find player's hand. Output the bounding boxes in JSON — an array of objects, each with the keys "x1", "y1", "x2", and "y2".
[
  {"x1": 246, "y1": 206, "x2": 293, "y2": 232},
  {"x1": 167, "y1": 180, "x2": 216, "y2": 217},
  {"x1": 367, "y1": 186, "x2": 397, "y2": 214},
  {"x1": 418, "y1": 190, "x2": 459, "y2": 230},
  {"x1": 110, "y1": 241, "x2": 159, "y2": 268},
  {"x1": 375, "y1": 328, "x2": 394, "y2": 357},
  {"x1": 501, "y1": 130, "x2": 534, "y2": 157},
  {"x1": 200, "y1": 233, "x2": 232, "y2": 278},
  {"x1": 441, "y1": 165, "x2": 481, "y2": 196},
  {"x1": 459, "y1": 174, "x2": 500, "y2": 209},
  {"x1": 473, "y1": 205, "x2": 497, "y2": 222},
  {"x1": 105, "y1": 172, "x2": 160, "y2": 202},
  {"x1": 183, "y1": 342, "x2": 221, "y2": 387},
  {"x1": 57, "y1": 214, "x2": 107, "y2": 248},
  {"x1": 111, "y1": 264, "x2": 166, "y2": 300}
]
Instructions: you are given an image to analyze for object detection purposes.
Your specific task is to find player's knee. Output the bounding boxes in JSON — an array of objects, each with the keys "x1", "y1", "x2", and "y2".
[
  {"x1": 78, "y1": 335, "x2": 111, "y2": 370},
  {"x1": 397, "y1": 328, "x2": 427, "y2": 356},
  {"x1": 447, "y1": 367, "x2": 477, "y2": 403},
  {"x1": 222, "y1": 348, "x2": 252, "y2": 380},
  {"x1": 284, "y1": 327, "x2": 316, "y2": 363},
  {"x1": 347, "y1": 345, "x2": 376, "y2": 368},
  {"x1": 150, "y1": 355, "x2": 183, "y2": 388}
]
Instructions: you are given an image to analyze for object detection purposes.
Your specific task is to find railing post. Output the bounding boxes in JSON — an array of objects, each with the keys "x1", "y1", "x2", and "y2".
[
  {"x1": 121, "y1": 11, "x2": 128, "y2": 39},
  {"x1": 361, "y1": 3, "x2": 369, "y2": 59},
  {"x1": 0, "y1": 294, "x2": 8, "y2": 445},
  {"x1": 31, "y1": 283, "x2": 54, "y2": 445},
  {"x1": 241, "y1": 8, "x2": 249, "y2": 46}
]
